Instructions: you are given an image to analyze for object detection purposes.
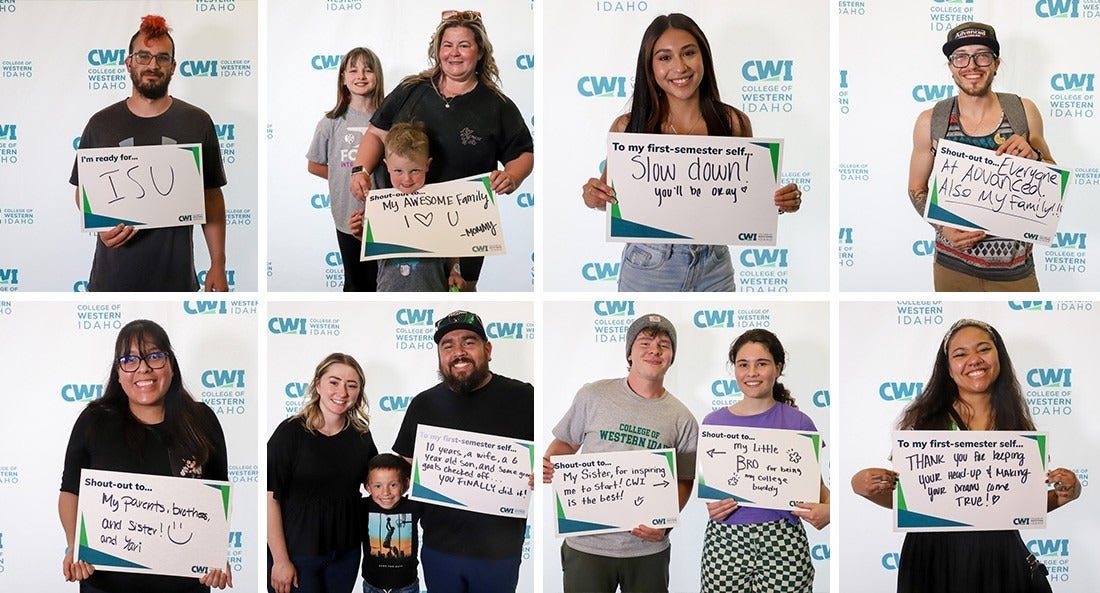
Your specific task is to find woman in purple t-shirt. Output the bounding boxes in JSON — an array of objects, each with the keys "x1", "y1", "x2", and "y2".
[{"x1": 700, "y1": 329, "x2": 830, "y2": 593}]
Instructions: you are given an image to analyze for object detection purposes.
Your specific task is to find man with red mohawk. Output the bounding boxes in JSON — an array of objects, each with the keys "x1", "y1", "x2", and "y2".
[{"x1": 70, "y1": 14, "x2": 229, "y2": 292}]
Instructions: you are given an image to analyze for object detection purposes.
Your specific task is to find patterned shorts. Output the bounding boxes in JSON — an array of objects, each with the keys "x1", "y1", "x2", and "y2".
[{"x1": 700, "y1": 519, "x2": 814, "y2": 593}]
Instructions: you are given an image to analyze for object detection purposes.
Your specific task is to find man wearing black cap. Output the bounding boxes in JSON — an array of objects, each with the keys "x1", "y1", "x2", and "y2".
[
  {"x1": 543, "y1": 313, "x2": 699, "y2": 593},
  {"x1": 907, "y1": 21, "x2": 1055, "y2": 292},
  {"x1": 392, "y1": 310, "x2": 534, "y2": 593}
]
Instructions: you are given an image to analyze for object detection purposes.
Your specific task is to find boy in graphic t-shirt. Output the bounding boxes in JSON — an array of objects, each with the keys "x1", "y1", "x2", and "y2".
[{"x1": 360, "y1": 454, "x2": 424, "y2": 593}]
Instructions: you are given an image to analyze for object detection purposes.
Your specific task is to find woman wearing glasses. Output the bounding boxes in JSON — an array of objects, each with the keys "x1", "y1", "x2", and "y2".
[
  {"x1": 267, "y1": 353, "x2": 378, "y2": 593},
  {"x1": 349, "y1": 10, "x2": 534, "y2": 291},
  {"x1": 58, "y1": 319, "x2": 231, "y2": 592},
  {"x1": 581, "y1": 13, "x2": 803, "y2": 292}
]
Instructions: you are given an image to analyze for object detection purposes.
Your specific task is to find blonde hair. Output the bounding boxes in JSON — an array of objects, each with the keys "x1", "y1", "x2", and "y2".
[
  {"x1": 385, "y1": 121, "x2": 430, "y2": 162},
  {"x1": 294, "y1": 353, "x2": 371, "y2": 434},
  {"x1": 402, "y1": 16, "x2": 503, "y2": 97}
]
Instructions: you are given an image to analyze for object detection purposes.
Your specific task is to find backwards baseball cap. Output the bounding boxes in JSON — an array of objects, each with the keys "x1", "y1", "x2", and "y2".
[
  {"x1": 942, "y1": 22, "x2": 999, "y2": 57},
  {"x1": 625, "y1": 313, "x2": 677, "y2": 360},
  {"x1": 433, "y1": 310, "x2": 487, "y2": 344}
]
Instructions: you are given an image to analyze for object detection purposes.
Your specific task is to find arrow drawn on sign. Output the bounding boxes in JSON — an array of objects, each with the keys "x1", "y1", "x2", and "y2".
[
  {"x1": 652, "y1": 480, "x2": 670, "y2": 488},
  {"x1": 707, "y1": 448, "x2": 726, "y2": 458}
]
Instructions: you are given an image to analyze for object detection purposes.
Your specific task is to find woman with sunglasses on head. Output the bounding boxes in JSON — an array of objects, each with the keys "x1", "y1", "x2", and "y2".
[
  {"x1": 581, "y1": 13, "x2": 803, "y2": 292},
  {"x1": 59, "y1": 319, "x2": 231, "y2": 592},
  {"x1": 267, "y1": 353, "x2": 378, "y2": 593},
  {"x1": 851, "y1": 319, "x2": 1080, "y2": 593},
  {"x1": 349, "y1": 10, "x2": 533, "y2": 291}
]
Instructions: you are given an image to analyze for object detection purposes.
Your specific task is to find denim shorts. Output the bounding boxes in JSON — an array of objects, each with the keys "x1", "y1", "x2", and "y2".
[{"x1": 618, "y1": 243, "x2": 735, "y2": 292}]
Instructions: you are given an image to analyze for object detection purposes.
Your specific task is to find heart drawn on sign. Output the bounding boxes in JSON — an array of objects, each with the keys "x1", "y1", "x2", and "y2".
[{"x1": 414, "y1": 213, "x2": 433, "y2": 227}]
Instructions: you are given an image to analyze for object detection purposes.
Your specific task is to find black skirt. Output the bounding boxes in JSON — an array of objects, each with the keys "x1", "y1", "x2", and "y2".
[{"x1": 898, "y1": 530, "x2": 1033, "y2": 593}]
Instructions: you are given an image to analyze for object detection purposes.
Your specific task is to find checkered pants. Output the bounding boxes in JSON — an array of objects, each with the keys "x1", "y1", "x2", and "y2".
[{"x1": 700, "y1": 519, "x2": 814, "y2": 593}]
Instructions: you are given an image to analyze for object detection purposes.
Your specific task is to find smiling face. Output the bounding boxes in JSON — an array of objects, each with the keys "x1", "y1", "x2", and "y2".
[
  {"x1": 946, "y1": 326, "x2": 1001, "y2": 399},
  {"x1": 317, "y1": 362, "x2": 361, "y2": 422},
  {"x1": 118, "y1": 339, "x2": 173, "y2": 421},
  {"x1": 733, "y1": 341, "x2": 781, "y2": 401},
  {"x1": 384, "y1": 152, "x2": 431, "y2": 194},
  {"x1": 342, "y1": 56, "x2": 377, "y2": 98},
  {"x1": 367, "y1": 467, "x2": 406, "y2": 510},
  {"x1": 627, "y1": 329, "x2": 674, "y2": 384},
  {"x1": 437, "y1": 25, "x2": 482, "y2": 84},
  {"x1": 437, "y1": 329, "x2": 492, "y2": 393},
  {"x1": 651, "y1": 27, "x2": 704, "y2": 103},
  {"x1": 126, "y1": 32, "x2": 175, "y2": 99},
  {"x1": 948, "y1": 43, "x2": 998, "y2": 97}
]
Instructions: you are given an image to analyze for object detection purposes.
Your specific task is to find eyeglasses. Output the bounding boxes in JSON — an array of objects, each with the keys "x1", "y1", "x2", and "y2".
[
  {"x1": 129, "y1": 51, "x2": 174, "y2": 67},
  {"x1": 441, "y1": 9, "x2": 481, "y2": 21},
  {"x1": 117, "y1": 351, "x2": 170, "y2": 372},
  {"x1": 948, "y1": 51, "x2": 996, "y2": 68},
  {"x1": 435, "y1": 310, "x2": 483, "y2": 332}
]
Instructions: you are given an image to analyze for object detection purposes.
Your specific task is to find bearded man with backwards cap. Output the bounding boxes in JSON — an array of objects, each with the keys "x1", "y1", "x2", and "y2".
[
  {"x1": 907, "y1": 21, "x2": 1056, "y2": 292},
  {"x1": 543, "y1": 313, "x2": 699, "y2": 593},
  {"x1": 392, "y1": 310, "x2": 534, "y2": 593}
]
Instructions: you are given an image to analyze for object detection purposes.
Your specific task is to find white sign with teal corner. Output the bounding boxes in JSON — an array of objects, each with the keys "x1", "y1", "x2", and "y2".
[
  {"x1": 892, "y1": 430, "x2": 1048, "y2": 532},
  {"x1": 926, "y1": 139, "x2": 1071, "y2": 245},
  {"x1": 551, "y1": 448, "x2": 680, "y2": 536},
  {"x1": 74, "y1": 469, "x2": 232, "y2": 578},
  {"x1": 77, "y1": 144, "x2": 206, "y2": 231},
  {"x1": 605, "y1": 133, "x2": 782, "y2": 245},
  {"x1": 410, "y1": 425, "x2": 533, "y2": 518},
  {"x1": 361, "y1": 173, "x2": 507, "y2": 261},
  {"x1": 697, "y1": 426, "x2": 821, "y2": 510}
]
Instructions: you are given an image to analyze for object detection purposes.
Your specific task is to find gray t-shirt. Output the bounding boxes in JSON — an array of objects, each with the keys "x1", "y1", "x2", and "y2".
[
  {"x1": 376, "y1": 258, "x2": 449, "y2": 292},
  {"x1": 306, "y1": 107, "x2": 375, "y2": 235},
  {"x1": 552, "y1": 377, "x2": 699, "y2": 558}
]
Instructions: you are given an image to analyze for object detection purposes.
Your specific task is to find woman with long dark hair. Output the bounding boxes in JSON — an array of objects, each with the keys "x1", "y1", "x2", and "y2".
[
  {"x1": 701, "y1": 329, "x2": 828, "y2": 592},
  {"x1": 267, "y1": 353, "x2": 378, "y2": 593},
  {"x1": 851, "y1": 319, "x2": 1081, "y2": 592},
  {"x1": 59, "y1": 319, "x2": 231, "y2": 592},
  {"x1": 581, "y1": 13, "x2": 803, "y2": 292}
]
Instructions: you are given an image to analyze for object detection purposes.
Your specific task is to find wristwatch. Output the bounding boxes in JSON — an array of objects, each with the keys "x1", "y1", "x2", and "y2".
[{"x1": 351, "y1": 165, "x2": 367, "y2": 176}]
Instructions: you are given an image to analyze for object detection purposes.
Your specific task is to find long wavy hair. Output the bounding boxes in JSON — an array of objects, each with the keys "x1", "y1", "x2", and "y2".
[
  {"x1": 626, "y1": 13, "x2": 746, "y2": 137},
  {"x1": 326, "y1": 47, "x2": 385, "y2": 119},
  {"x1": 87, "y1": 319, "x2": 215, "y2": 468},
  {"x1": 728, "y1": 329, "x2": 796, "y2": 408},
  {"x1": 898, "y1": 319, "x2": 1035, "y2": 431},
  {"x1": 402, "y1": 13, "x2": 503, "y2": 97},
  {"x1": 294, "y1": 353, "x2": 371, "y2": 434}
]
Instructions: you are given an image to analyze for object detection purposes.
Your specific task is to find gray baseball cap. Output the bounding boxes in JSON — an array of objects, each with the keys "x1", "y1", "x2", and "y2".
[{"x1": 625, "y1": 313, "x2": 677, "y2": 360}]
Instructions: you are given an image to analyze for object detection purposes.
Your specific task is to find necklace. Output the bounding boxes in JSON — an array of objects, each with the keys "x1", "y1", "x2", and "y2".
[
  {"x1": 434, "y1": 77, "x2": 476, "y2": 109},
  {"x1": 666, "y1": 111, "x2": 702, "y2": 135}
]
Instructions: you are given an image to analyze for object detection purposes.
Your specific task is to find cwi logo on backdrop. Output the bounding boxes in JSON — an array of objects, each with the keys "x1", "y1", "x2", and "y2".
[
  {"x1": 87, "y1": 49, "x2": 125, "y2": 67},
  {"x1": 811, "y1": 544, "x2": 830, "y2": 562},
  {"x1": 184, "y1": 301, "x2": 227, "y2": 315},
  {"x1": 1008, "y1": 301, "x2": 1053, "y2": 311},
  {"x1": 594, "y1": 300, "x2": 634, "y2": 317},
  {"x1": 595, "y1": 0, "x2": 649, "y2": 11},
  {"x1": 1052, "y1": 232, "x2": 1087, "y2": 249},
  {"x1": 486, "y1": 321, "x2": 533, "y2": 341},
  {"x1": 740, "y1": 249, "x2": 788, "y2": 268},
  {"x1": 694, "y1": 309, "x2": 736, "y2": 328},
  {"x1": 61, "y1": 383, "x2": 103, "y2": 402},
  {"x1": 379, "y1": 395, "x2": 413, "y2": 413},
  {"x1": 582, "y1": 261, "x2": 620, "y2": 282},
  {"x1": 912, "y1": 84, "x2": 955, "y2": 102},
  {"x1": 838, "y1": 227, "x2": 856, "y2": 268},
  {"x1": 198, "y1": 270, "x2": 236, "y2": 290},
  {"x1": 311, "y1": 54, "x2": 342, "y2": 70},
  {"x1": 882, "y1": 552, "x2": 901, "y2": 570},
  {"x1": 1051, "y1": 73, "x2": 1095, "y2": 92},
  {"x1": 1027, "y1": 368, "x2": 1072, "y2": 388},
  {"x1": 711, "y1": 378, "x2": 743, "y2": 398},
  {"x1": 742, "y1": 60, "x2": 793, "y2": 83},
  {"x1": 180, "y1": 59, "x2": 252, "y2": 78},
  {"x1": 515, "y1": 54, "x2": 534, "y2": 71},
  {"x1": 1027, "y1": 538, "x2": 1071, "y2": 582},
  {"x1": 811, "y1": 390, "x2": 830, "y2": 408},
  {"x1": 577, "y1": 75, "x2": 632, "y2": 98},
  {"x1": 880, "y1": 381, "x2": 923, "y2": 402},
  {"x1": 202, "y1": 369, "x2": 246, "y2": 389},
  {"x1": 396, "y1": 308, "x2": 434, "y2": 326},
  {"x1": 0, "y1": 268, "x2": 18, "y2": 290},
  {"x1": 310, "y1": 193, "x2": 330, "y2": 209},
  {"x1": 1035, "y1": 0, "x2": 1082, "y2": 18},
  {"x1": 394, "y1": 308, "x2": 436, "y2": 351},
  {"x1": 1025, "y1": 367, "x2": 1074, "y2": 417},
  {"x1": 0, "y1": 123, "x2": 18, "y2": 167},
  {"x1": 269, "y1": 317, "x2": 307, "y2": 335}
]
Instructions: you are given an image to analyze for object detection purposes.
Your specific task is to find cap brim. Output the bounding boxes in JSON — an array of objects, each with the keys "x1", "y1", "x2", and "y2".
[{"x1": 943, "y1": 38, "x2": 999, "y2": 57}]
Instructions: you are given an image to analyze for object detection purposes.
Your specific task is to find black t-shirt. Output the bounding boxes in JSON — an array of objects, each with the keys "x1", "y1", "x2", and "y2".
[
  {"x1": 267, "y1": 419, "x2": 379, "y2": 555},
  {"x1": 60, "y1": 403, "x2": 228, "y2": 593},
  {"x1": 393, "y1": 374, "x2": 533, "y2": 559},
  {"x1": 69, "y1": 98, "x2": 227, "y2": 292},
  {"x1": 359, "y1": 496, "x2": 423, "y2": 588}
]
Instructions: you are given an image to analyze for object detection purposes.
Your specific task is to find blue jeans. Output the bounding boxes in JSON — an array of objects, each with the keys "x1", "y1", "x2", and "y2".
[
  {"x1": 421, "y1": 546, "x2": 521, "y2": 593},
  {"x1": 267, "y1": 546, "x2": 360, "y2": 593},
  {"x1": 362, "y1": 579, "x2": 420, "y2": 593},
  {"x1": 617, "y1": 243, "x2": 735, "y2": 292}
]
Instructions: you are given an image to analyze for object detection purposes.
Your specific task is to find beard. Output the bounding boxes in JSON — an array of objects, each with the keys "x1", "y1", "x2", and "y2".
[
  {"x1": 130, "y1": 67, "x2": 172, "y2": 100},
  {"x1": 438, "y1": 356, "x2": 491, "y2": 394}
]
